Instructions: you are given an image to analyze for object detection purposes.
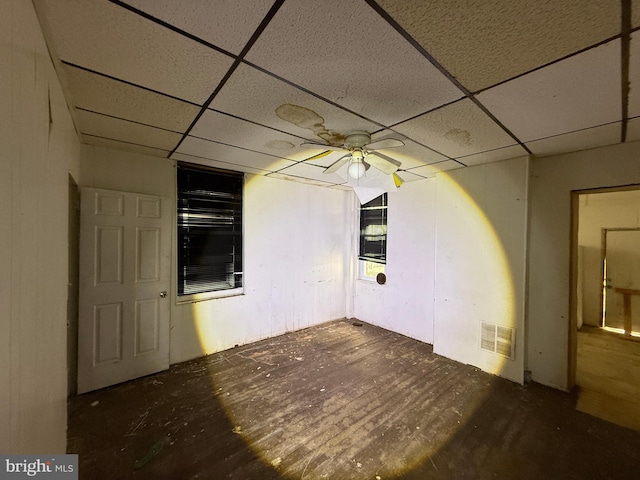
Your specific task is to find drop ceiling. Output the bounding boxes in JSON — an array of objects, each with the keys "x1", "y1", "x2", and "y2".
[{"x1": 34, "y1": 0, "x2": 640, "y2": 188}]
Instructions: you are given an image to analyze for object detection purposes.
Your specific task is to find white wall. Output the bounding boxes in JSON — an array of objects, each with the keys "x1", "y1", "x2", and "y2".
[
  {"x1": 351, "y1": 157, "x2": 528, "y2": 385},
  {"x1": 79, "y1": 148, "x2": 350, "y2": 364},
  {"x1": 173, "y1": 175, "x2": 351, "y2": 361},
  {"x1": 0, "y1": 0, "x2": 82, "y2": 453},
  {"x1": 353, "y1": 178, "x2": 436, "y2": 343},
  {"x1": 433, "y1": 157, "x2": 529, "y2": 384},
  {"x1": 578, "y1": 190, "x2": 640, "y2": 327},
  {"x1": 528, "y1": 141, "x2": 640, "y2": 390}
]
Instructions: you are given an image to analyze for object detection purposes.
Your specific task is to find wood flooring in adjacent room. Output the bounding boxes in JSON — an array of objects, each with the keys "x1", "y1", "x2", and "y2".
[
  {"x1": 68, "y1": 319, "x2": 640, "y2": 480},
  {"x1": 576, "y1": 325, "x2": 640, "y2": 431}
]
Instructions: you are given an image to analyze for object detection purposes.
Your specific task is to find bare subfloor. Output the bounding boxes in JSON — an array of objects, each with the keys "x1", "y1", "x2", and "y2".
[{"x1": 68, "y1": 319, "x2": 640, "y2": 479}]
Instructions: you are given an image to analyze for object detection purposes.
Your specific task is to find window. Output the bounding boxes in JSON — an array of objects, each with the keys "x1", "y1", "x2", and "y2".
[
  {"x1": 359, "y1": 193, "x2": 387, "y2": 270},
  {"x1": 177, "y1": 164, "x2": 243, "y2": 296}
]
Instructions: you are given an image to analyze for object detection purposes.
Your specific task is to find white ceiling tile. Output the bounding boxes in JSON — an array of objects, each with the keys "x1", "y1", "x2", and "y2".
[
  {"x1": 275, "y1": 162, "x2": 344, "y2": 185},
  {"x1": 627, "y1": 31, "x2": 640, "y2": 117},
  {"x1": 457, "y1": 145, "x2": 529, "y2": 167},
  {"x1": 267, "y1": 172, "x2": 338, "y2": 188},
  {"x1": 394, "y1": 170, "x2": 428, "y2": 183},
  {"x1": 33, "y1": 0, "x2": 632, "y2": 189},
  {"x1": 82, "y1": 135, "x2": 170, "y2": 158},
  {"x1": 625, "y1": 117, "x2": 640, "y2": 143},
  {"x1": 63, "y1": 65, "x2": 200, "y2": 132},
  {"x1": 376, "y1": 0, "x2": 621, "y2": 91},
  {"x1": 35, "y1": 0, "x2": 234, "y2": 104},
  {"x1": 75, "y1": 110, "x2": 182, "y2": 151},
  {"x1": 122, "y1": 0, "x2": 275, "y2": 55},
  {"x1": 329, "y1": 184, "x2": 353, "y2": 191},
  {"x1": 244, "y1": 0, "x2": 463, "y2": 126},
  {"x1": 177, "y1": 136, "x2": 296, "y2": 172},
  {"x1": 211, "y1": 63, "x2": 381, "y2": 142},
  {"x1": 633, "y1": 0, "x2": 640, "y2": 28},
  {"x1": 393, "y1": 99, "x2": 516, "y2": 158},
  {"x1": 370, "y1": 136, "x2": 448, "y2": 169},
  {"x1": 171, "y1": 152, "x2": 271, "y2": 176},
  {"x1": 525, "y1": 123, "x2": 621, "y2": 157},
  {"x1": 304, "y1": 151, "x2": 350, "y2": 168},
  {"x1": 404, "y1": 160, "x2": 463, "y2": 178},
  {"x1": 191, "y1": 109, "x2": 321, "y2": 161},
  {"x1": 478, "y1": 39, "x2": 621, "y2": 143}
]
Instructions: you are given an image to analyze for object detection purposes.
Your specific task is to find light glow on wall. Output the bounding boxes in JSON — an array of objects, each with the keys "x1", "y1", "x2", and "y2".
[{"x1": 184, "y1": 162, "x2": 523, "y2": 479}]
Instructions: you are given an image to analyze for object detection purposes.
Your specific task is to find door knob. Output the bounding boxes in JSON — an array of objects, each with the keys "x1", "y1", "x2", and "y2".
[{"x1": 160, "y1": 291, "x2": 167, "y2": 298}]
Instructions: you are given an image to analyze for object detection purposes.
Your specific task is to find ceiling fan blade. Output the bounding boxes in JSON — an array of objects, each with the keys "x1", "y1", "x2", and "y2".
[
  {"x1": 301, "y1": 141, "x2": 346, "y2": 151},
  {"x1": 366, "y1": 152, "x2": 401, "y2": 174},
  {"x1": 323, "y1": 154, "x2": 351, "y2": 174},
  {"x1": 367, "y1": 136, "x2": 405, "y2": 150}
]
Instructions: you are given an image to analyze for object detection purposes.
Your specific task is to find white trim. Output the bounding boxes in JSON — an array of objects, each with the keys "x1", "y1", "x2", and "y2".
[{"x1": 176, "y1": 287, "x2": 244, "y2": 305}]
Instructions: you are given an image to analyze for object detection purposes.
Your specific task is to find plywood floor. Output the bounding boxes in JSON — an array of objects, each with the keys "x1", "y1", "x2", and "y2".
[
  {"x1": 68, "y1": 319, "x2": 640, "y2": 479},
  {"x1": 576, "y1": 326, "x2": 640, "y2": 431}
]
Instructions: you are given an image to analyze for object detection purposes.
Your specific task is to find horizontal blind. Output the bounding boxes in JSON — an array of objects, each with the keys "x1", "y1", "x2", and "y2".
[
  {"x1": 359, "y1": 193, "x2": 387, "y2": 264},
  {"x1": 177, "y1": 165, "x2": 243, "y2": 295}
]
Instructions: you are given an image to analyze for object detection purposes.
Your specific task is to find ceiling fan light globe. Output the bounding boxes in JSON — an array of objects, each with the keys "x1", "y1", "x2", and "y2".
[{"x1": 348, "y1": 161, "x2": 367, "y2": 179}]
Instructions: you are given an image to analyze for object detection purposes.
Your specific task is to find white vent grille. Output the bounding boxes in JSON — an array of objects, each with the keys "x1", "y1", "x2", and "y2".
[{"x1": 480, "y1": 322, "x2": 515, "y2": 359}]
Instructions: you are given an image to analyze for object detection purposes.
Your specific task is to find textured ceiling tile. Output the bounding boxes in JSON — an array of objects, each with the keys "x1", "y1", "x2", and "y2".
[
  {"x1": 191, "y1": 109, "x2": 318, "y2": 161},
  {"x1": 75, "y1": 110, "x2": 182, "y2": 151},
  {"x1": 376, "y1": 0, "x2": 620, "y2": 91},
  {"x1": 393, "y1": 99, "x2": 516, "y2": 158},
  {"x1": 267, "y1": 172, "x2": 338, "y2": 187},
  {"x1": 171, "y1": 152, "x2": 271, "y2": 175},
  {"x1": 457, "y1": 145, "x2": 529, "y2": 167},
  {"x1": 625, "y1": 117, "x2": 640, "y2": 142},
  {"x1": 633, "y1": 0, "x2": 640, "y2": 28},
  {"x1": 627, "y1": 32, "x2": 640, "y2": 117},
  {"x1": 244, "y1": 0, "x2": 463, "y2": 126},
  {"x1": 394, "y1": 170, "x2": 429, "y2": 183},
  {"x1": 329, "y1": 184, "x2": 353, "y2": 191},
  {"x1": 478, "y1": 39, "x2": 621, "y2": 143},
  {"x1": 370, "y1": 136, "x2": 448, "y2": 169},
  {"x1": 276, "y1": 162, "x2": 344, "y2": 184},
  {"x1": 62, "y1": 65, "x2": 201, "y2": 132},
  {"x1": 304, "y1": 151, "x2": 350, "y2": 168},
  {"x1": 122, "y1": 0, "x2": 275, "y2": 55},
  {"x1": 177, "y1": 136, "x2": 296, "y2": 172},
  {"x1": 404, "y1": 160, "x2": 463, "y2": 178},
  {"x1": 35, "y1": 0, "x2": 234, "y2": 104},
  {"x1": 82, "y1": 135, "x2": 170, "y2": 158},
  {"x1": 211, "y1": 63, "x2": 381, "y2": 141},
  {"x1": 525, "y1": 123, "x2": 621, "y2": 157}
]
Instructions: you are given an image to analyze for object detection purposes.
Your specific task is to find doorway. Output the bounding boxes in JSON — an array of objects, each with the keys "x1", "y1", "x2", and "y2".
[{"x1": 570, "y1": 186, "x2": 640, "y2": 431}]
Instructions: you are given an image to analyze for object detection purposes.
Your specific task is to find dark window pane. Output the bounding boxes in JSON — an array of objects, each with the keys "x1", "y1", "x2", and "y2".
[
  {"x1": 359, "y1": 193, "x2": 387, "y2": 264},
  {"x1": 177, "y1": 165, "x2": 243, "y2": 295}
]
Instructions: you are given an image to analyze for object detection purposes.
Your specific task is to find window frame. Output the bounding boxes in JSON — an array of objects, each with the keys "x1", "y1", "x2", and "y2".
[
  {"x1": 358, "y1": 193, "x2": 387, "y2": 282},
  {"x1": 176, "y1": 163, "x2": 244, "y2": 303}
]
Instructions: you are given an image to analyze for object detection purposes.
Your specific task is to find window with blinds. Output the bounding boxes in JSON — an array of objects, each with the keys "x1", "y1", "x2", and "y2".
[
  {"x1": 359, "y1": 193, "x2": 387, "y2": 264},
  {"x1": 177, "y1": 164, "x2": 243, "y2": 296}
]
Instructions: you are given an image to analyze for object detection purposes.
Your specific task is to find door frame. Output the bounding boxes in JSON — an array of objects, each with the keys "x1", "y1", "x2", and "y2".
[{"x1": 568, "y1": 184, "x2": 640, "y2": 389}]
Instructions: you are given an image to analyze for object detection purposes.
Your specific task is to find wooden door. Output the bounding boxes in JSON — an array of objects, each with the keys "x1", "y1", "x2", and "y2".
[
  {"x1": 603, "y1": 229, "x2": 640, "y2": 334},
  {"x1": 77, "y1": 188, "x2": 171, "y2": 393}
]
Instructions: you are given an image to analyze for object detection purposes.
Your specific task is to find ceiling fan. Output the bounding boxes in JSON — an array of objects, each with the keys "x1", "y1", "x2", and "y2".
[{"x1": 302, "y1": 131, "x2": 404, "y2": 179}]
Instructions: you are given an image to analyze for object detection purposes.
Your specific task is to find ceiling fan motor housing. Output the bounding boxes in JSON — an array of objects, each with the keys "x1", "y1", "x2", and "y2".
[{"x1": 344, "y1": 131, "x2": 371, "y2": 148}]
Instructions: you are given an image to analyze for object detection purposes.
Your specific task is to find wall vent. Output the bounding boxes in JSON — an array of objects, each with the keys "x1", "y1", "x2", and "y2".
[{"x1": 480, "y1": 321, "x2": 515, "y2": 360}]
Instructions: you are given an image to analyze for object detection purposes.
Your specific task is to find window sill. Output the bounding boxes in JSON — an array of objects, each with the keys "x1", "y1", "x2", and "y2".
[{"x1": 176, "y1": 287, "x2": 244, "y2": 305}]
